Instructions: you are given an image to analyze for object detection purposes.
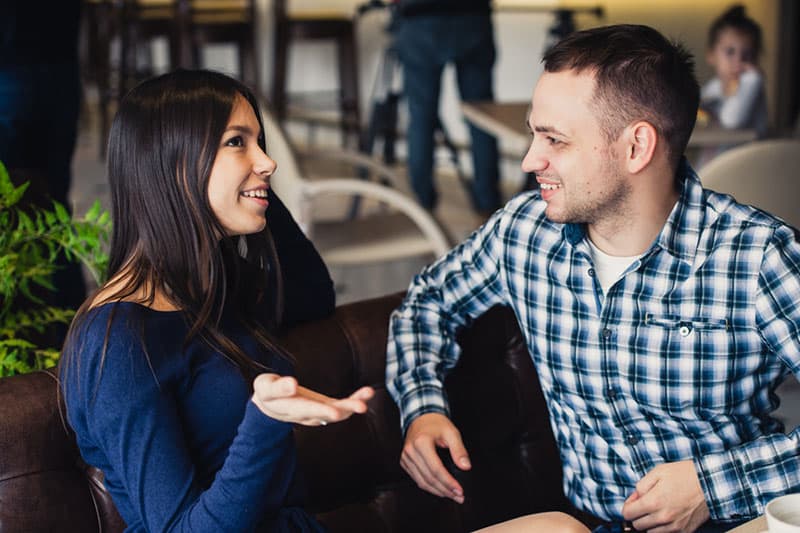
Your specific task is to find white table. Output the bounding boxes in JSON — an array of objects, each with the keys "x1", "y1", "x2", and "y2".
[{"x1": 726, "y1": 515, "x2": 767, "y2": 533}]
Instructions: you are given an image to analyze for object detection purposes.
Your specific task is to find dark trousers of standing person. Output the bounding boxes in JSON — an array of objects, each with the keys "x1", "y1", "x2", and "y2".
[
  {"x1": 0, "y1": 62, "x2": 87, "y2": 317},
  {"x1": 393, "y1": 14, "x2": 501, "y2": 213}
]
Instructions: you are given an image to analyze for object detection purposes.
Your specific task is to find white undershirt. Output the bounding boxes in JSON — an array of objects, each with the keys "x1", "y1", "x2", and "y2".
[{"x1": 585, "y1": 237, "x2": 640, "y2": 296}]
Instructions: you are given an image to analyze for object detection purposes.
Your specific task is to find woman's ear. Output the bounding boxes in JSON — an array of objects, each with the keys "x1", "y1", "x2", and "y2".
[{"x1": 623, "y1": 121, "x2": 657, "y2": 174}]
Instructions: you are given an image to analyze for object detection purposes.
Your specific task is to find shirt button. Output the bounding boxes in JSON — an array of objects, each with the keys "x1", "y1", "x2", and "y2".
[
  {"x1": 626, "y1": 435, "x2": 639, "y2": 445},
  {"x1": 679, "y1": 324, "x2": 692, "y2": 337},
  {"x1": 588, "y1": 268, "x2": 595, "y2": 277},
  {"x1": 601, "y1": 328, "x2": 613, "y2": 339}
]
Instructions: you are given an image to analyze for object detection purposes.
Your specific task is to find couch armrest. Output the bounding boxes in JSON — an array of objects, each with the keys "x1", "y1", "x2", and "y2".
[
  {"x1": 285, "y1": 294, "x2": 568, "y2": 532},
  {"x1": 0, "y1": 370, "x2": 123, "y2": 532}
]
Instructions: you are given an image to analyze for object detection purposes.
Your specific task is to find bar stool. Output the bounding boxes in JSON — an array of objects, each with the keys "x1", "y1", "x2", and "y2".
[
  {"x1": 271, "y1": 0, "x2": 361, "y2": 145},
  {"x1": 118, "y1": 0, "x2": 186, "y2": 93},
  {"x1": 83, "y1": 0, "x2": 121, "y2": 158},
  {"x1": 183, "y1": 0, "x2": 259, "y2": 91},
  {"x1": 83, "y1": 0, "x2": 185, "y2": 157}
]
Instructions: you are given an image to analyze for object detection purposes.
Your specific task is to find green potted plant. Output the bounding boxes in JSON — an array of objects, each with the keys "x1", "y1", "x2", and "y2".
[{"x1": 0, "y1": 160, "x2": 110, "y2": 376}]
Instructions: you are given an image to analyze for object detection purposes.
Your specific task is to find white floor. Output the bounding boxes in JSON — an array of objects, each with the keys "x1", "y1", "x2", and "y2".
[{"x1": 69, "y1": 94, "x2": 800, "y2": 431}]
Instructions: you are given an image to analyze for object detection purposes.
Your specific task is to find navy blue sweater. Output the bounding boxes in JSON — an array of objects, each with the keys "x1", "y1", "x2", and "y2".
[{"x1": 62, "y1": 303, "x2": 324, "y2": 532}]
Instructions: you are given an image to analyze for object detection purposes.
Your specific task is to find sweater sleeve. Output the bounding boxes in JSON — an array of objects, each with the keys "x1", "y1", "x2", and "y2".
[
  {"x1": 267, "y1": 190, "x2": 335, "y2": 327},
  {"x1": 65, "y1": 315, "x2": 296, "y2": 532}
]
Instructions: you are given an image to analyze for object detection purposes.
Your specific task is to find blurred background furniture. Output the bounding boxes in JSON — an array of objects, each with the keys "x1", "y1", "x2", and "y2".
[
  {"x1": 184, "y1": 0, "x2": 258, "y2": 89},
  {"x1": 261, "y1": 100, "x2": 451, "y2": 268},
  {"x1": 698, "y1": 138, "x2": 800, "y2": 229},
  {"x1": 0, "y1": 293, "x2": 574, "y2": 532},
  {"x1": 271, "y1": 0, "x2": 361, "y2": 145},
  {"x1": 82, "y1": 0, "x2": 257, "y2": 157}
]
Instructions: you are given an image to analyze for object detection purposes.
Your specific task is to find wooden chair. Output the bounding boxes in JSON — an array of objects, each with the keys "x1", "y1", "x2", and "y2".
[
  {"x1": 83, "y1": 0, "x2": 122, "y2": 157},
  {"x1": 271, "y1": 0, "x2": 361, "y2": 145},
  {"x1": 181, "y1": 0, "x2": 258, "y2": 91},
  {"x1": 260, "y1": 98, "x2": 451, "y2": 269},
  {"x1": 83, "y1": 0, "x2": 185, "y2": 157}
]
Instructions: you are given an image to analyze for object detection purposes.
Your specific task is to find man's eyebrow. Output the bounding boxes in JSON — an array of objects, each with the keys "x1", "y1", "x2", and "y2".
[
  {"x1": 533, "y1": 125, "x2": 566, "y2": 136},
  {"x1": 524, "y1": 105, "x2": 567, "y2": 137},
  {"x1": 524, "y1": 103, "x2": 533, "y2": 132}
]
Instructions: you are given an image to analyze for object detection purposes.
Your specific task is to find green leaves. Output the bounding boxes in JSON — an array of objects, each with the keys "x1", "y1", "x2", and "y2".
[
  {"x1": 0, "y1": 162, "x2": 29, "y2": 210},
  {"x1": 0, "y1": 160, "x2": 111, "y2": 376}
]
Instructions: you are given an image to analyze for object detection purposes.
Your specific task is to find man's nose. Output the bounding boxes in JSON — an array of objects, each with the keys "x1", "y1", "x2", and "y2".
[{"x1": 521, "y1": 141, "x2": 547, "y2": 174}]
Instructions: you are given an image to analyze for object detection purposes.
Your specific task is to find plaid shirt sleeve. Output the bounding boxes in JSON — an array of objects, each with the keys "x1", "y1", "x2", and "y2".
[
  {"x1": 386, "y1": 204, "x2": 515, "y2": 433},
  {"x1": 695, "y1": 224, "x2": 800, "y2": 520}
]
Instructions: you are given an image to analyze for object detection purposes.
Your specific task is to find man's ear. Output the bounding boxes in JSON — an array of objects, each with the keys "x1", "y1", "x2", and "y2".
[{"x1": 623, "y1": 121, "x2": 657, "y2": 174}]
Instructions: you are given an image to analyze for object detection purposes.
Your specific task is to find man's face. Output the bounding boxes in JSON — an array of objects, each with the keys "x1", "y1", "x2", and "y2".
[{"x1": 521, "y1": 69, "x2": 631, "y2": 226}]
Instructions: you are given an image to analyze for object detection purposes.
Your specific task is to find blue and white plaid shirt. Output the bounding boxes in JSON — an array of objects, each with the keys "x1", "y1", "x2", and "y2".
[{"x1": 386, "y1": 161, "x2": 800, "y2": 522}]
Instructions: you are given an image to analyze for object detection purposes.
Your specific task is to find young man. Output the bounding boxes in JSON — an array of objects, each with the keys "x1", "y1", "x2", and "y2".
[{"x1": 386, "y1": 24, "x2": 800, "y2": 533}]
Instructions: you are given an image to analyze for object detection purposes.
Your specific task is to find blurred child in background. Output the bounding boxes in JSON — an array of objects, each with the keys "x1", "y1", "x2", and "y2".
[{"x1": 701, "y1": 4, "x2": 767, "y2": 137}]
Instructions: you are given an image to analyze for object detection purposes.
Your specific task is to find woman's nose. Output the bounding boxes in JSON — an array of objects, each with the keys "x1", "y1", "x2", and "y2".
[{"x1": 253, "y1": 148, "x2": 277, "y2": 176}]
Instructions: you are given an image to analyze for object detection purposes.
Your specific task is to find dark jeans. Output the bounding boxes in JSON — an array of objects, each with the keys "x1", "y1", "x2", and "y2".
[
  {"x1": 393, "y1": 13, "x2": 500, "y2": 212},
  {"x1": 591, "y1": 519, "x2": 748, "y2": 533},
  {"x1": 0, "y1": 62, "x2": 86, "y2": 317}
]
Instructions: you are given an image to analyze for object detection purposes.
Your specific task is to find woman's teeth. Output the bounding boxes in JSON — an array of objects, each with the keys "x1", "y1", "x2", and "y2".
[{"x1": 241, "y1": 189, "x2": 268, "y2": 198}]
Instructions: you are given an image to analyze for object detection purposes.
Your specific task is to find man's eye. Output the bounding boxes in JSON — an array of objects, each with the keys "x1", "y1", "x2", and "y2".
[
  {"x1": 548, "y1": 136, "x2": 561, "y2": 145},
  {"x1": 225, "y1": 135, "x2": 244, "y2": 147}
]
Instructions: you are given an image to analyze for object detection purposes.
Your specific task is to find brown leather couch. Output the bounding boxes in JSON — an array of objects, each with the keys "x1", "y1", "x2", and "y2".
[{"x1": 0, "y1": 293, "x2": 572, "y2": 532}]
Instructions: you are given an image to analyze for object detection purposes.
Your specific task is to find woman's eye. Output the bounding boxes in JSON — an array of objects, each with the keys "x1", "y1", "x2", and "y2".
[{"x1": 225, "y1": 135, "x2": 244, "y2": 147}]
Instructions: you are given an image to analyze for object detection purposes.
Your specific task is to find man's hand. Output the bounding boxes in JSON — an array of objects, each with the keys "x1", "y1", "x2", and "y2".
[
  {"x1": 401, "y1": 413, "x2": 471, "y2": 503},
  {"x1": 251, "y1": 373, "x2": 374, "y2": 426},
  {"x1": 621, "y1": 460, "x2": 710, "y2": 533}
]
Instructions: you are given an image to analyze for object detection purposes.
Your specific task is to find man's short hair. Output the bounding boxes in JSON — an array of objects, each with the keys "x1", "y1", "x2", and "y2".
[{"x1": 543, "y1": 24, "x2": 700, "y2": 169}]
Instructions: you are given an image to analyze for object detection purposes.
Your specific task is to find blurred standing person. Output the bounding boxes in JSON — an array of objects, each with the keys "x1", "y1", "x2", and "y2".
[
  {"x1": 392, "y1": 0, "x2": 501, "y2": 217},
  {"x1": 0, "y1": 1, "x2": 86, "y2": 312}
]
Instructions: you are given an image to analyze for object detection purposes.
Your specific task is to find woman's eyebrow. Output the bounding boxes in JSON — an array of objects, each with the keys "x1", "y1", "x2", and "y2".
[{"x1": 224, "y1": 125, "x2": 255, "y2": 135}]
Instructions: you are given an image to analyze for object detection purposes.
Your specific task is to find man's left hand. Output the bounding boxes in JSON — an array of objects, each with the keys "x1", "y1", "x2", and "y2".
[{"x1": 621, "y1": 460, "x2": 710, "y2": 533}]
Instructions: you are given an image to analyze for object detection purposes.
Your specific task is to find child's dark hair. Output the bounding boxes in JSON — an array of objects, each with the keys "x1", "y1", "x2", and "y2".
[{"x1": 708, "y1": 4, "x2": 762, "y2": 58}]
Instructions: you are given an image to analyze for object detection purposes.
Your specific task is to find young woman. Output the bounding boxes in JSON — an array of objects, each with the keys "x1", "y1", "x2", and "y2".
[{"x1": 59, "y1": 69, "x2": 373, "y2": 532}]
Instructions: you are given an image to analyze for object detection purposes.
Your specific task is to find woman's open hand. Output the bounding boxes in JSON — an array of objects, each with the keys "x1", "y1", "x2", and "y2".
[{"x1": 251, "y1": 373, "x2": 374, "y2": 426}]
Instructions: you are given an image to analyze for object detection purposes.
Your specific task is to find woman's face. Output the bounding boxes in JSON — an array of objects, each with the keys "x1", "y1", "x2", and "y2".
[{"x1": 207, "y1": 95, "x2": 276, "y2": 236}]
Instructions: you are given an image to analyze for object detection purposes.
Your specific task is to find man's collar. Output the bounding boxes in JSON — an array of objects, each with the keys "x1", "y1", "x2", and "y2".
[
  {"x1": 563, "y1": 158, "x2": 706, "y2": 266},
  {"x1": 653, "y1": 158, "x2": 707, "y2": 265}
]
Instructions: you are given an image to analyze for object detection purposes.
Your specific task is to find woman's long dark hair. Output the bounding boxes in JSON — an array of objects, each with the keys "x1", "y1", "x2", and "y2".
[{"x1": 62, "y1": 69, "x2": 290, "y2": 387}]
